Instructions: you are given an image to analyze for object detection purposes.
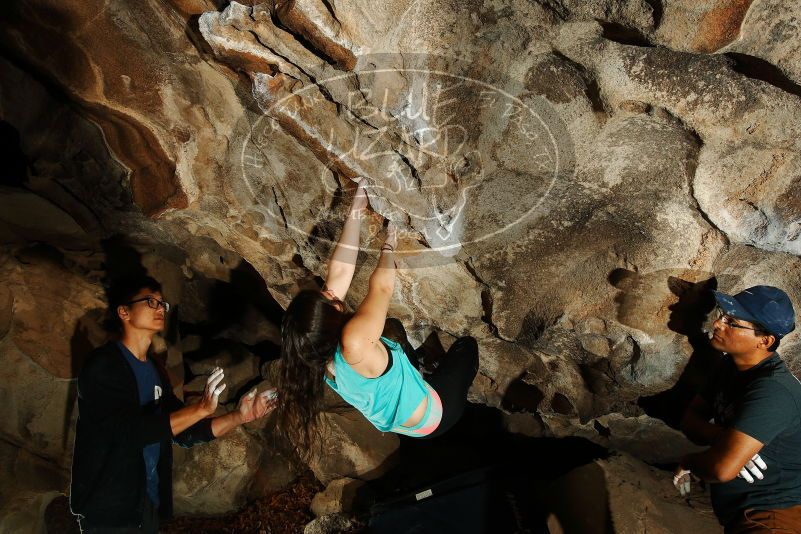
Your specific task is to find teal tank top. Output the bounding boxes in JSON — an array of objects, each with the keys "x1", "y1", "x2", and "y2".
[{"x1": 323, "y1": 336, "x2": 429, "y2": 432}]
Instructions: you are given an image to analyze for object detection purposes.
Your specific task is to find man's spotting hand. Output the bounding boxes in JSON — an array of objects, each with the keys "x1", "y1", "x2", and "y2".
[
  {"x1": 238, "y1": 387, "x2": 278, "y2": 424},
  {"x1": 197, "y1": 367, "x2": 226, "y2": 417}
]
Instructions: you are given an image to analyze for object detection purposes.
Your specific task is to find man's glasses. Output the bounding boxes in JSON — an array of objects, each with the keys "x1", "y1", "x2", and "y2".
[
  {"x1": 129, "y1": 296, "x2": 171, "y2": 313},
  {"x1": 712, "y1": 308, "x2": 761, "y2": 332}
]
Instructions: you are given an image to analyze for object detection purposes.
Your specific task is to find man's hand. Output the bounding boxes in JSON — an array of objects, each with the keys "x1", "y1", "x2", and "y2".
[
  {"x1": 197, "y1": 367, "x2": 226, "y2": 417},
  {"x1": 254, "y1": 388, "x2": 278, "y2": 420},
  {"x1": 351, "y1": 178, "x2": 369, "y2": 213},
  {"x1": 673, "y1": 467, "x2": 692, "y2": 497},
  {"x1": 738, "y1": 453, "x2": 767, "y2": 483},
  {"x1": 237, "y1": 387, "x2": 278, "y2": 424}
]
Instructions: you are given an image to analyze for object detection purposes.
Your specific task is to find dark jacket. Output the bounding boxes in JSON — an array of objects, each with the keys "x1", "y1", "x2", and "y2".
[{"x1": 70, "y1": 342, "x2": 215, "y2": 527}]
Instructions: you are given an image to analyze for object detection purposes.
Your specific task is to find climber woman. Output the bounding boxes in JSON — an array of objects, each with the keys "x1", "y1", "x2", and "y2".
[{"x1": 276, "y1": 178, "x2": 479, "y2": 451}]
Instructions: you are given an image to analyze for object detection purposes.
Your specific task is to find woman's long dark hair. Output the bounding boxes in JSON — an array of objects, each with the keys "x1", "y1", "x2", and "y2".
[{"x1": 277, "y1": 289, "x2": 351, "y2": 454}]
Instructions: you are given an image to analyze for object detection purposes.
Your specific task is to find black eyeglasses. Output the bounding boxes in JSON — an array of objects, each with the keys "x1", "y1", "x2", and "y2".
[
  {"x1": 129, "y1": 296, "x2": 171, "y2": 313},
  {"x1": 712, "y1": 308, "x2": 761, "y2": 332}
]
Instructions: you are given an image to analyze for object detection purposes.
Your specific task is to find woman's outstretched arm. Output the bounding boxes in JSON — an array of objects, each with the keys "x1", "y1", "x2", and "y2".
[
  {"x1": 324, "y1": 178, "x2": 369, "y2": 300},
  {"x1": 340, "y1": 224, "x2": 399, "y2": 377}
]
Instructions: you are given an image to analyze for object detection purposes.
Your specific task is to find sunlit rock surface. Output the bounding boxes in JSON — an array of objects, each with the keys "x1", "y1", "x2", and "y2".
[{"x1": 541, "y1": 452, "x2": 721, "y2": 533}]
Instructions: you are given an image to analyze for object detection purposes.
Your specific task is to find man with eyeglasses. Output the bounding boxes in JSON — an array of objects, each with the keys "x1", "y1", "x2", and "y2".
[
  {"x1": 70, "y1": 275, "x2": 277, "y2": 533},
  {"x1": 672, "y1": 285, "x2": 800, "y2": 532}
]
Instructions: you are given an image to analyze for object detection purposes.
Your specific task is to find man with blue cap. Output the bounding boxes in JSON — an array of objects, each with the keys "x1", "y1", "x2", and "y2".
[{"x1": 673, "y1": 285, "x2": 801, "y2": 532}]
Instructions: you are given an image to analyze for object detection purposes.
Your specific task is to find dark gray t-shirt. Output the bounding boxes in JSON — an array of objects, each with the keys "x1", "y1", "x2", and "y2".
[{"x1": 702, "y1": 352, "x2": 801, "y2": 525}]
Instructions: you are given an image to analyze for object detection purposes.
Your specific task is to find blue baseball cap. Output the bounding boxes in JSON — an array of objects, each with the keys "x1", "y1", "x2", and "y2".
[{"x1": 713, "y1": 285, "x2": 796, "y2": 339}]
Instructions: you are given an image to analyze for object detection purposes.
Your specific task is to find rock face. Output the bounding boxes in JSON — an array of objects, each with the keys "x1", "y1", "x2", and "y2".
[
  {"x1": 1, "y1": 0, "x2": 801, "y2": 524},
  {"x1": 173, "y1": 426, "x2": 264, "y2": 515},
  {"x1": 600, "y1": 453, "x2": 721, "y2": 533},
  {"x1": 0, "y1": 248, "x2": 106, "y2": 466},
  {"x1": 191, "y1": 0, "x2": 800, "y2": 436},
  {"x1": 544, "y1": 413, "x2": 705, "y2": 465},
  {"x1": 0, "y1": 440, "x2": 69, "y2": 534},
  {"x1": 310, "y1": 477, "x2": 365, "y2": 517},
  {"x1": 185, "y1": 343, "x2": 261, "y2": 403},
  {"x1": 541, "y1": 452, "x2": 721, "y2": 533},
  {"x1": 306, "y1": 411, "x2": 400, "y2": 486},
  {"x1": 304, "y1": 513, "x2": 358, "y2": 534}
]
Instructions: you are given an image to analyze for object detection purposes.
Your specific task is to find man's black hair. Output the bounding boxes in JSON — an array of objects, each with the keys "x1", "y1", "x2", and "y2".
[{"x1": 104, "y1": 275, "x2": 162, "y2": 333}]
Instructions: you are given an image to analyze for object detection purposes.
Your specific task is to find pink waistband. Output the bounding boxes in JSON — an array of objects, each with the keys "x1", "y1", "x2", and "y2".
[{"x1": 392, "y1": 384, "x2": 443, "y2": 437}]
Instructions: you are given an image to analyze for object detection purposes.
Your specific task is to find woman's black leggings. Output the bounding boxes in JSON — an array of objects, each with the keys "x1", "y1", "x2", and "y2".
[{"x1": 382, "y1": 319, "x2": 479, "y2": 439}]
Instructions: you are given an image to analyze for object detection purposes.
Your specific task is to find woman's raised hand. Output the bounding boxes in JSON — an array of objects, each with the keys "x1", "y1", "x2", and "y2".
[
  {"x1": 351, "y1": 177, "x2": 369, "y2": 213},
  {"x1": 383, "y1": 222, "x2": 398, "y2": 251}
]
